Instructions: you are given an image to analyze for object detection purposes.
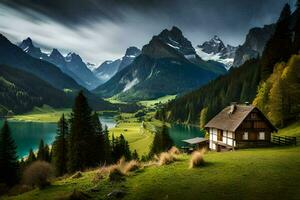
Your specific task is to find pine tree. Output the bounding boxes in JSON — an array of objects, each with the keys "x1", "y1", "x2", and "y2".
[
  {"x1": 0, "y1": 120, "x2": 19, "y2": 186},
  {"x1": 91, "y1": 112, "x2": 105, "y2": 164},
  {"x1": 53, "y1": 114, "x2": 69, "y2": 176},
  {"x1": 44, "y1": 144, "x2": 50, "y2": 162},
  {"x1": 261, "y1": 3, "x2": 292, "y2": 79},
  {"x1": 149, "y1": 123, "x2": 173, "y2": 156},
  {"x1": 278, "y1": 3, "x2": 291, "y2": 22},
  {"x1": 132, "y1": 149, "x2": 139, "y2": 160},
  {"x1": 111, "y1": 134, "x2": 131, "y2": 161},
  {"x1": 103, "y1": 125, "x2": 112, "y2": 164},
  {"x1": 68, "y1": 91, "x2": 97, "y2": 172},
  {"x1": 37, "y1": 139, "x2": 45, "y2": 161},
  {"x1": 27, "y1": 148, "x2": 36, "y2": 164}
]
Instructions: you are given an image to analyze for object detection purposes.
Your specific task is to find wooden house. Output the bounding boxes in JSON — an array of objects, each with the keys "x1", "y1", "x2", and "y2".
[{"x1": 205, "y1": 104, "x2": 277, "y2": 151}]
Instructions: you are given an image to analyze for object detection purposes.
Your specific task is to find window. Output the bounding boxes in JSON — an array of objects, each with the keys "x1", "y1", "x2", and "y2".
[
  {"x1": 258, "y1": 132, "x2": 265, "y2": 140},
  {"x1": 243, "y1": 132, "x2": 248, "y2": 140}
]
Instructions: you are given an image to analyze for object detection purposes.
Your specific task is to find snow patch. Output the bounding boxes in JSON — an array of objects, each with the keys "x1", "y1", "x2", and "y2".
[
  {"x1": 184, "y1": 54, "x2": 196, "y2": 60},
  {"x1": 196, "y1": 48, "x2": 233, "y2": 70},
  {"x1": 123, "y1": 78, "x2": 139, "y2": 92},
  {"x1": 166, "y1": 43, "x2": 180, "y2": 49}
]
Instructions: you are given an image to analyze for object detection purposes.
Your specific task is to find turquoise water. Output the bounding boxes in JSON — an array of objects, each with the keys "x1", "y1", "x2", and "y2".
[
  {"x1": 169, "y1": 124, "x2": 205, "y2": 147},
  {"x1": 0, "y1": 116, "x2": 203, "y2": 158},
  {"x1": 0, "y1": 115, "x2": 116, "y2": 158}
]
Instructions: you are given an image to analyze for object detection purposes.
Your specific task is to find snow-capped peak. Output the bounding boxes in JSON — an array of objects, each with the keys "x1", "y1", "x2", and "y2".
[{"x1": 196, "y1": 36, "x2": 237, "y2": 70}]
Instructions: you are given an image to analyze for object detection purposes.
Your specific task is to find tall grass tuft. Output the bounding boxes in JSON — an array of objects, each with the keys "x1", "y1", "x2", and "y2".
[
  {"x1": 189, "y1": 149, "x2": 205, "y2": 168},
  {"x1": 158, "y1": 152, "x2": 176, "y2": 166},
  {"x1": 168, "y1": 146, "x2": 181, "y2": 155}
]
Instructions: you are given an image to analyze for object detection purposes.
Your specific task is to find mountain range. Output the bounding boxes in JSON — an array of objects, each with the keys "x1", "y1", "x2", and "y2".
[
  {"x1": 0, "y1": 34, "x2": 81, "y2": 91},
  {"x1": 19, "y1": 38, "x2": 101, "y2": 90},
  {"x1": 93, "y1": 47, "x2": 141, "y2": 83},
  {"x1": 93, "y1": 26, "x2": 227, "y2": 101}
]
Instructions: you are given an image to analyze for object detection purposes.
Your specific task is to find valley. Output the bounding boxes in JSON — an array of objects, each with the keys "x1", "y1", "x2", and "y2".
[{"x1": 1, "y1": 1, "x2": 300, "y2": 200}]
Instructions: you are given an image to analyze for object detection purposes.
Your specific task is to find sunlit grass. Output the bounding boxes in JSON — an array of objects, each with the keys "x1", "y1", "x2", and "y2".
[{"x1": 10, "y1": 105, "x2": 71, "y2": 123}]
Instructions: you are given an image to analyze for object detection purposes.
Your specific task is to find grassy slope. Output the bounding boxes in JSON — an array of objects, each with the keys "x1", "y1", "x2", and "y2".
[
  {"x1": 278, "y1": 122, "x2": 300, "y2": 137},
  {"x1": 10, "y1": 105, "x2": 71, "y2": 123},
  {"x1": 138, "y1": 95, "x2": 176, "y2": 108},
  {"x1": 110, "y1": 112, "x2": 162, "y2": 156},
  {"x1": 5, "y1": 146, "x2": 300, "y2": 200}
]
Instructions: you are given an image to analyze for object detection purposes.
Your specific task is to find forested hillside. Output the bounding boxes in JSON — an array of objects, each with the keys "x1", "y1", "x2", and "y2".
[
  {"x1": 162, "y1": 3, "x2": 300, "y2": 127},
  {"x1": 254, "y1": 55, "x2": 300, "y2": 128},
  {"x1": 161, "y1": 59, "x2": 260, "y2": 124},
  {"x1": 0, "y1": 65, "x2": 71, "y2": 115}
]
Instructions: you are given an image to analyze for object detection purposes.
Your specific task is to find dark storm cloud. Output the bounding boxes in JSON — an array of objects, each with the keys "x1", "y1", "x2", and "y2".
[{"x1": 0, "y1": 0, "x2": 292, "y2": 64}]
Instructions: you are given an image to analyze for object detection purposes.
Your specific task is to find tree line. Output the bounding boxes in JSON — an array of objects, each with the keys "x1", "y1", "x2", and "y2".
[{"x1": 0, "y1": 91, "x2": 134, "y2": 188}]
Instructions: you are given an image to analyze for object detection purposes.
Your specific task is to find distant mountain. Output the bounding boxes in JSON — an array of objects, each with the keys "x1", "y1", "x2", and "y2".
[
  {"x1": 19, "y1": 38, "x2": 101, "y2": 90},
  {"x1": 93, "y1": 26, "x2": 227, "y2": 101},
  {"x1": 0, "y1": 34, "x2": 81, "y2": 90},
  {"x1": 196, "y1": 35, "x2": 237, "y2": 69},
  {"x1": 118, "y1": 47, "x2": 141, "y2": 71},
  {"x1": 93, "y1": 47, "x2": 141, "y2": 83},
  {"x1": 0, "y1": 64, "x2": 71, "y2": 115},
  {"x1": 94, "y1": 60, "x2": 122, "y2": 83},
  {"x1": 233, "y1": 24, "x2": 275, "y2": 67}
]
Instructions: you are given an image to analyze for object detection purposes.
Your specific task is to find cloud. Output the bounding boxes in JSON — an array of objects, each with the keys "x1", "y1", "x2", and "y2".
[{"x1": 0, "y1": 0, "x2": 288, "y2": 65}]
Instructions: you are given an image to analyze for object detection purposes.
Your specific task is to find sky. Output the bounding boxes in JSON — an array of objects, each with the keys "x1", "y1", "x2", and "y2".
[{"x1": 0, "y1": 0, "x2": 294, "y2": 66}]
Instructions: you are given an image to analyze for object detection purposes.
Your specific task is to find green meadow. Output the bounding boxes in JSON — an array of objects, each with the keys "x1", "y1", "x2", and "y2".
[{"x1": 4, "y1": 145, "x2": 300, "y2": 200}]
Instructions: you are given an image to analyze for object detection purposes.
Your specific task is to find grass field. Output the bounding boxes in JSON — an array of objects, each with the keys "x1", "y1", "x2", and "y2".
[
  {"x1": 4, "y1": 145, "x2": 300, "y2": 200},
  {"x1": 110, "y1": 112, "x2": 163, "y2": 156},
  {"x1": 138, "y1": 95, "x2": 177, "y2": 108},
  {"x1": 10, "y1": 105, "x2": 71, "y2": 123}
]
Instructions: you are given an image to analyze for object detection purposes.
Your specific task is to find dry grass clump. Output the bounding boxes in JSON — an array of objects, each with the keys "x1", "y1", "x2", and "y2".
[
  {"x1": 158, "y1": 152, "x2": 176, "y2": 166},
  {"x1": 93, "y1": 158, "x2": 142, "y2": 182},
  {"x1": 123, "y1": 160, "x2": 141, "y2": 174},
  {"x1": 189, "y1": 149, "x2": 205, "y2": 168},
  {"x1": 168, "y1": 146, "x2": 181, "y2": 155},
  {"x1": 22, "y1": 161, "x2": 53, "y2": 189}
]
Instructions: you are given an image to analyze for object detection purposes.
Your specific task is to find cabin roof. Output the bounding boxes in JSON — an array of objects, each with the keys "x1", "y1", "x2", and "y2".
[{"x1": 204, "y1": 105, "x2": 276, "y2": 132}]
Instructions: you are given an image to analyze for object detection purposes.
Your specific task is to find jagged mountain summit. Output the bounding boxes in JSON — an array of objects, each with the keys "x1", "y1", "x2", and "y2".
[
  {"x1": 93, "y1": 26, "x2": 227, "y2": 101},
  {"x1": 93, "y1": 47, "x2": 141, "y2": 83},
  {"x1": 196, "y1": 35, "x2": 237, "y2": 69},
  {"x1": 19, "y1": 38, "x2": 101, "y2": 90},
  {"x1": 233, "y1": 24, "x2": 275, "y2": 67}
]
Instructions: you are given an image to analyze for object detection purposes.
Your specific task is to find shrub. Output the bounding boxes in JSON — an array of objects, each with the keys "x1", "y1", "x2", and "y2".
[
  {"x1": 189, "y1": 150, "x2": 205, "y2": 169},
  {"x1": 22, "y1": 161, "x2": 53, "y2": 189},
  {"x1": 168, "y1": 146, "x2": 181, "y2": 155},
  {"x1": 158, "y1": 152, "x2": 176, "y2": 166}
]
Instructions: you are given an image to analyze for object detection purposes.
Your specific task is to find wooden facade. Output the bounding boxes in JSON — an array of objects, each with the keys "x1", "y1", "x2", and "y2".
[{"x1": 205, "y1": 105, "x2": 277, "y2": 151}]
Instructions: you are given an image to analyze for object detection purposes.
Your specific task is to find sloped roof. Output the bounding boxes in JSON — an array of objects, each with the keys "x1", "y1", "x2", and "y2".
[
  {"x1": 205, "y1": 105, "x2": 276, "y2": 132},
  {"x1": 182, "y1": 137, "x2": 208, "y2": 145}
]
